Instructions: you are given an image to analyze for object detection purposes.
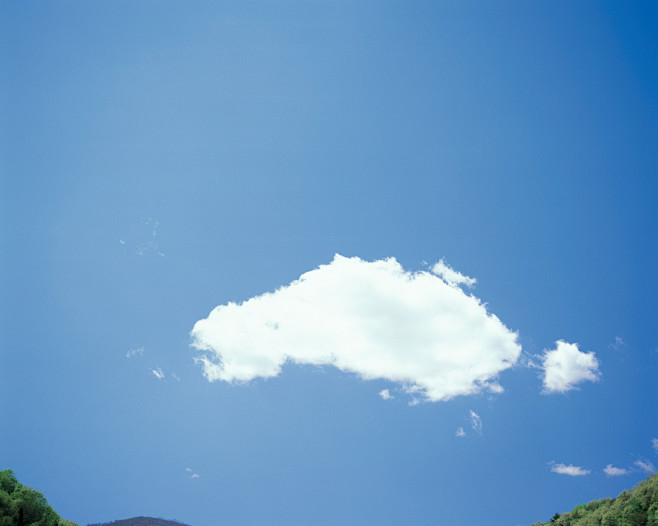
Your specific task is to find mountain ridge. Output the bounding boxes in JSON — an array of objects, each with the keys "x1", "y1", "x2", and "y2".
[{"x1": 88, "y1": 517, "x2": 190, "y2": 526}]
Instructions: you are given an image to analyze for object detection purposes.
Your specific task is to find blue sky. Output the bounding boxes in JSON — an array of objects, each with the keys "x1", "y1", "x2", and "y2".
[{"x1": 1, "y1": 2, "x2": 657, "y2": 525}]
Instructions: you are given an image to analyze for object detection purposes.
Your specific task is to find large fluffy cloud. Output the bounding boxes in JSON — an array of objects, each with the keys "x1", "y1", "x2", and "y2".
[
  {"x1": 542, "y1": 340, "x2": 600, "y2": 393},
  {"x1": 190, "y1": 255, "x2": 521, "y2": 402}
]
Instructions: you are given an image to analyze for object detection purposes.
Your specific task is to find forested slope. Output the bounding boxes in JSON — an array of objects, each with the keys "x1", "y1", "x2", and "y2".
[
  {"x1": 531, "y1": 473, "x2": 658, "y2": 526},
  {"x1": 0, "y1": 469, "x2": 78, "y2": 526}
]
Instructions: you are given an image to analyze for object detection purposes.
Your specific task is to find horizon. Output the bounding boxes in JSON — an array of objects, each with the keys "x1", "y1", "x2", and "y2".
[{"x1": 2, "y1": 2, "x2": 657, "y2": 526}]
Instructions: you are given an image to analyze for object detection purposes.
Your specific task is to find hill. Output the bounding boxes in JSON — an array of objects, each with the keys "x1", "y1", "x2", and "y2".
[
  {"x1": 88, "y1": 518, "x2": 190, "y2": 526},
  {"x1": 530, "y1": 473, "x2": 658, "y2": 526},
  {"x1": 3, "y1": 466, "x2": 656, "y2": 526}
]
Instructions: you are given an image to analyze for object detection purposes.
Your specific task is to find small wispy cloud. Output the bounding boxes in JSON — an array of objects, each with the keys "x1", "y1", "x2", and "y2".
[
  {"x1": 186, "y1": 468, "x2": 200, "y2": 479},
  {"x1": 651, "y1": 438, "x2": 658, "y2": 454},
  {"x1": 610, "y1": 336, "x2": 626, "y2": 351},
  {"x1": 519, "y1": 350, "x2": 541, "y2": 370},
  {"x1": 170, "y1": 372, "x2": 181, "y2": 382},
  {"x1": 126, "y1": 346, "x2": 144, "y2": 358},
  {"x1": 550, "y1": 462, "x2": 590, "y2": 476},
  {"x1": 152, "y1": 367, "x2": 165, "y2": 380},
  {"x1": 634, "y1": 460, "x2": 655, "y2": 473},
  {"x1": 470, "y1": 410, "x2": 482, "y2": 435},
  {"x1": 604, "y1": 464, "x2": 628, "y2": 476},
  {"x1": 541, "y1": 341, "x2": 600, "y2": 393},
  {"x1": 121, "y1": 218, "x2": 166, "y2": 258},
  {"x1": 430, "y1": 258, "x2": 477, "y2": 288},
  {"x1": 379, "y1": 389, "x2": 393, "y2": 400},
  {"x1": 455, "y1": 426, "x2": 466, "y2": 438}
]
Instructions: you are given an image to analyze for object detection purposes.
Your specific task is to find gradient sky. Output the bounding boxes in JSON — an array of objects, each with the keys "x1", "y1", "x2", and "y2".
[{"x1": 2, "y1": 2, "x2": 657, "y2": 526}]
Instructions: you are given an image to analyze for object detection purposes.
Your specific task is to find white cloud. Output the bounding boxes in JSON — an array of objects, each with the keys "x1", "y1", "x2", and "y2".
[
  {"x1": 378, "y1": 389, "x2": 393, "y2": 400},
  {"x1": 186, "y1": 468, "x2": 200, "y2": 479},
  {"x1": 652, "y1": 438, "x2": 658, "y2": 454},
  {"x1": 152, "y1": 367, "x2": 165, "y2": 380},
  {"x1": 455, "y1": 426, "x2": 466, "y2": 437},
  {"x1": 470, "y1": 410, "x2": 482, "y2": 434},
  {"x1": 488, "y1": 383, "x2": 504, "y2": 394},
  {"x1": 542, "y1": 341, "x2": 600, "y2": 393},
  {"x1": 551, "y1": 463, "x2": 590, "y2": 476},
  {"x1": 604, "y1": 464, "x2": 628, "y2": 476},
  {"x1": 430, "y1": 259, "x2": 477, "y2": 288},
  {"x1": 635, "y1": 460, "x2": 655, "y2": 473},
  {"x1": 126, "y1": 346, "x2": 144, "y2": 358},
  {"x1": 171, "y1": 372, "x2": 181, "y2": 382},
  {"x1": 191, "y1": 255, "x2": 521, "y2": 402}
]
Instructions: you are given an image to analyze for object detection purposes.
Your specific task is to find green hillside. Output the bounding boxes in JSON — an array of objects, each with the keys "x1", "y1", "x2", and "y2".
[
  {"x1": 531, "y1": 473, "x2": 658, "y2": 526},
  {"x1": 1, "y1": 470, "x2": 188, "y2": 526},
  {"x1": 0, "y1": 469, "x2": 78, "y2": 526}
]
